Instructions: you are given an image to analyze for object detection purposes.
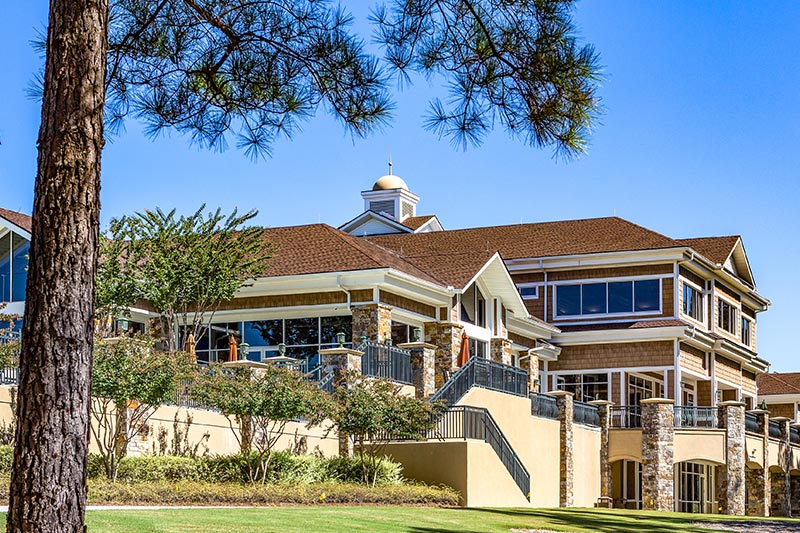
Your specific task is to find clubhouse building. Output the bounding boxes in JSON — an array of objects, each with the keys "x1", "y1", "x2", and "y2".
[{"x1": 2, "y1": 173, "x2": 797, "y2": 516}]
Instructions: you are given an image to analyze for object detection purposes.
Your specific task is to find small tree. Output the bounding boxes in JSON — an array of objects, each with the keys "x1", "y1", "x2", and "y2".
[
  {"x1": 98, "y1": 206, "x2": 276, "y2": 351},
  {"x1": 192, "y1": 364, "x2": 332, "y2": 484},
  {"x1": 0, "y1": 306, "x2": 21, "y2": 369},
  {"x1": 90, "y1": 335, "x2": 194, "y2": 480},
  {"x1": 332, "y1": 372, "x2": 440, "y2": 486}
]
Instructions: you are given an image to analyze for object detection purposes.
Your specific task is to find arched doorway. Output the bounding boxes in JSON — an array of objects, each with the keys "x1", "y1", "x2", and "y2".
[
  {"x1": 675, "y1": 460, "x2": 719, "y2": 514},
  {"x1": 611, "y1": 459, "x2": 642, "y2": 509}
]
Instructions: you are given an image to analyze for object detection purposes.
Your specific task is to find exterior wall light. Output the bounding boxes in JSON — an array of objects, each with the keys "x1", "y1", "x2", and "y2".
[
  {"x1": 336, "y1": 332, "x2": 346, "y2": 347},
  {"x1": 412, "y1": 327, "x2": 422, "y2": 342},
  {"x1": 239, "y1": 342, "x2": 250, "y2": 360},
  {"x1": 278, "y1": 343, "x2": 286, "y2": 356}
]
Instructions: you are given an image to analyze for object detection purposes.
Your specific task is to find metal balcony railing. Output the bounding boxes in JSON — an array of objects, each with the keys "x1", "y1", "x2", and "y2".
[
  {"x1": 745, "y1": 412, "x2": 760, "y2": 434},
  {"x1": 610, "y1": 406, "x2": 642, "y2": 428},
  {"x1": 674, "y1": 406, "x2": 720, "y2": 429},
  {"x1": 431, "y1": 356, "x2": 528, "y2": 407},
  {"x1": 359, "y1": 341, "x2": 412, "y2": 385},
  {"x1": 769, "y1": 419, "x2": 783, "y2": 440},
  {"x1": 530, "y1": 392, "x2": 558, "y2": 420},
  {"x1": 379, "y1": 405, "x2": 530, "y2": 500},
  {"x1": 0, "y1": 367, "x2": 18, "y2": 386},
  {"x1": 573, "y1": 401, "x2": 600, "y2": 427}
]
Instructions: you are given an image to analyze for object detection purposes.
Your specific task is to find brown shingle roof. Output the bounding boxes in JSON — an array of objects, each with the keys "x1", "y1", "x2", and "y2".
[
  {"x1": 757, "y1": 373, "x2": 800, "y2": 396},
  {"x1": 395, "y1": 250, "x2": 497, "y2": 290},
  {"x1": 0, "y1": 208, "x2": 31, "y2": 233},
  {"x1": 676, "y1": 236, "x2": 739, "y2": 265},
  {"x1": 257, "y1": 224, "x2": 439, "y2": 284},
  {"x1": 369, "y1": 217, "x2": 679, "y2": 260},
  {"x1": 401, "y1": 215, "x2": 436, "y2": 230}
]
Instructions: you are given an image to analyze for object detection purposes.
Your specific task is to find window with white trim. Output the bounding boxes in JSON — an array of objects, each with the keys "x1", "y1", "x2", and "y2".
[
  {"x1": 517, "y1": 284, "x2": 539, "y2": 300},
  {"x1": 741, "y1": 317, "x2": 751, "y2": 347},
  {"x1": 628, "y1": 374, "x2": 663, "y2": 406},
  {"x1": 681, "y1": 282, "x2": 704, "y2": 322},
  {"x1": 717, "y1": 299, "x2": 737, "y2": 334},
  {"x1": 556, "y1": 373, "x2": 609, "y2": 401},
  {"x1": 554, "y1": 279, "x2": 661, "y2": 318}
]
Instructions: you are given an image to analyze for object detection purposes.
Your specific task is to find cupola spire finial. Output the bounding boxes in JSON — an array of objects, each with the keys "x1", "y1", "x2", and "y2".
[{"x1": 388, "y1": 152, "x2": 393, "y2": 175}]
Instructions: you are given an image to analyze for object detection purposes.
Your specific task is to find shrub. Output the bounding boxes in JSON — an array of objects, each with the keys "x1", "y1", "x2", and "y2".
[{"x1": 0, "y1": 445, "x2": 12, "y2": 473}]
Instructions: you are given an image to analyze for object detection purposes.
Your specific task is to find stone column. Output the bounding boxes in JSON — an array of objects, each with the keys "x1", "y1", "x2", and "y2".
[
  {"x1": 520, "y1": 349, "x2": 540, "y2": 393},
  {"x1": 641, "y1": 398, "x2": 675, "y2": 512},
  {"x1": 749, "y1": 409, "x2": 771, "y2": 516},
  {"x1": 550, "y1": 390, "x2": 574, "y2": 507},
  {"x1": 489, "y1": 337, "x2": 512, "y2": 366},
  {"x1": 397, "y1": 342, "x2": 436, "y2": 398},
  {"x1": 772, "y1": 417, "x2": 792, "y2": 517},
  {"x1": 351, "y1": 303, "x2": 392, "y2": 343},
  {"x1": 590, "y1": 400, "x2": 613, "y2": 507},
  {"x1": 424, "y1": 322, "x2": 464, "y2": 390},
  {"x1": 719, "y1": 401, "x2": 746, "y2": 515},
  {"x1": 318, "y1": 347, "x2": 364, "y2": 456}
]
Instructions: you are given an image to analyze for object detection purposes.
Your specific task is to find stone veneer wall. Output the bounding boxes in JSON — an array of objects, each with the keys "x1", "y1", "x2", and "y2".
[
  {"x1": 591, "y1": 401, "x2": 613, "y2": 504},
  {"x1": 351, "y1": 303, "x2": 392, "y2": 343},
  {"x1": 425, "y1": 322, "x2": 463, "y2": 389},
  {"x1": 398, "y1": 342, "x2": 436, "y2": 398},
  {"x1": 519, "y1": 351, "x2": 540, "y2": 393},
  {"x1": 489, "y1": 337, "x2": 512, "y2": 366},
  {"x1": 641, "y1": 399, "x2": 674, "y2": 512},
  {"x1": 550, "y1": 391, "x2": 574, "y2": 507},
  {"x1": 720, "y1": 401, "x2": 746, "y2": 515}
]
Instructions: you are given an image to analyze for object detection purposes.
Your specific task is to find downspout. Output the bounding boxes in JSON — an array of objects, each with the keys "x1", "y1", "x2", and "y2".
[{"x1": 337, "y1": 275, "x2": 351, "y2": 309}]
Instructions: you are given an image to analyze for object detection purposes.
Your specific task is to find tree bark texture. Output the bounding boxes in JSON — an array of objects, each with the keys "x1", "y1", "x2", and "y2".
[{"x1": 8, "y1": 0, "x2": 108, "y2": 531}]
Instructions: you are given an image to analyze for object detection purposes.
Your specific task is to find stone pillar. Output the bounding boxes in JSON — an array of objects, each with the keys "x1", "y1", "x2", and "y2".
[
  {"x1": 550, "y1": 390, "x2": 574, "y2": 507},
  {"x1": 489, "y1": 337, "x2": 512, "y2": 366},
  {"x1": 397, "y1": 342, "x2": 436, "y2": 398},
  {"x1": 590, "y1": 400, "x2": 613, "y2": 507},
  {"x1": 520, "y1": 349, "x2": 540, "y2": 393},
  {"x1": 351, "y1": 303, "x2": 392, "y2": 343},
  {"x1": 641, "y1": 398, "x2": 675, "y2": 512},
  {"x1": 318, "y1": 347, "x2": 364, "y2": 456},
  {"x1": 772, "y1": 417, "x2": 792, "y2": 517},
  {"x1": 750, "y1": 409, "x2": 771, "y2": 516},
  {"x1": 719, "y1": 401, "x2": 746, "y2": 515},
  {"x1": 424, "y1": 322, "x2": 464, "y2": 390}
]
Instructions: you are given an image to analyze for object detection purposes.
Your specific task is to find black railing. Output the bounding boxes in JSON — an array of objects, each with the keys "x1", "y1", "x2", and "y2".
[
  {"x1": 0, "y1": 367, "x2": 18, "y2": 386},
  {"x1": 610, "y1": 406, "x2": 642, "y2": 428},
  {"x1": 359, "y1": 341, "x2": 412, "y2": 385},
  {"x1": 431, "y1": 356, "x2": 528, "y2": 406},
  {"x1": 745, "y1": 412, "x2": 760, "y2": 434},
  {"x1": 769, "y1": 419, "x2": 783, "y2": 440},
  {"x1": 530, "y1": 392, "x2": 558, "y2": 420},
  {"x1": 791, "y1": 426, "x2": 800, "y2": 445},
  {"x1": 573, "y1": 401, "x2": 600, "y2": 427},
  {"x1": 381, "y1": 405, "x2": 529, "y2": 500},
  {"x1": 674, "y1": 406, "x2": 720, "y2": 429},
  {"x1": 172, "y1": 379, "x2": 206, "y2": 410}
]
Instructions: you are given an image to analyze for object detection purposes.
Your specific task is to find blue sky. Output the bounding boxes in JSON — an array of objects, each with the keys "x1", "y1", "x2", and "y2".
[{"x1": 1, "y1": 2, "x2": 798, "y2": 369}]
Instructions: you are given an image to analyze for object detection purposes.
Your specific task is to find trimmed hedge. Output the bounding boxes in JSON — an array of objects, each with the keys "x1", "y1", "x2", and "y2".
[
  {"x1": 82, "y1": 449, "x2": 403, "y2": 485},
  {"x1": 88, "y1": 479, "x2": 459, "y2": 506}
]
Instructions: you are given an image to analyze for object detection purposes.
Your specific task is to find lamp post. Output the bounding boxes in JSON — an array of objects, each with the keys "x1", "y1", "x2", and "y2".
[
  {"x1": 239, "y1": 342, "x2": 250, "y2": 361},
  {"x1": 336, "y1": 332, "x2": 346, "y2": 347}
]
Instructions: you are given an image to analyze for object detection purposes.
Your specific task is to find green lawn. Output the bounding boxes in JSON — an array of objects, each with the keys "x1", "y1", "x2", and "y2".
[{"x1": 31, "y1": 507, "x2": 792, "y2": 533}]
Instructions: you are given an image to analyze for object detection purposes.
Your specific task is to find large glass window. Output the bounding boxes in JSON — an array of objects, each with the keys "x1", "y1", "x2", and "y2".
[
  {"x1": 677, "y1": 462, "x2": 716, "y2": 514},
  {"x1": 11, "y1": 234, "x2": 29, "y2": 302},
  {"x1": 460, "y1": 284, "x2": 487, "y2": 328},
  {"x1": 682, "y1": 283, "x2": 704, "y2": 322},
  {"x1": 717, "y1": 299, "x2": 737, "y2": 334},
  {"x1": 555, "y1": 279, "x2": 661, "y2": 317},
  {"x1": 243, "y1": 319, "x2": 282, "y2": 346},
  {"x1": 556, "y1": 373, "x2": 608, "y2": 401},
  {"x1": 628, "y1": 375, "x2": 664, "y2": 406},
  {"x1": 0, "y1": 233, "x2": 10, "y2": 303}
]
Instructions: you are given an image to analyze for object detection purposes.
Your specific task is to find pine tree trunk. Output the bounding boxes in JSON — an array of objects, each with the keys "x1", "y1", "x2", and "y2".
[{"x1": 7, "y1": 0, "x2": 108, "y2": 531}]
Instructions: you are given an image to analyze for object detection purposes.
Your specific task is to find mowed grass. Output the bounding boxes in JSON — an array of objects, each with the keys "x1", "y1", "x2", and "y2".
[{"x1": 16, "y1": 507, "x2": 791, "y2": 533}]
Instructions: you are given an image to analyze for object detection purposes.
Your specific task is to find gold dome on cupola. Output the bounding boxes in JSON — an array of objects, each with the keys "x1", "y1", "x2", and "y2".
[{"x1": 372, "y1": 174, "x2": 409, "y2": 191}]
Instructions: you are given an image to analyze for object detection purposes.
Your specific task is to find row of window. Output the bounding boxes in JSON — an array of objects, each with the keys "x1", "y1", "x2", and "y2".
[
  {"x1": 555, "y1": 279, "x2": 660, "y2": 317},
  {"x1": 681, "y1": 281, "x2": 752, "y2": 347},
  {"x1": 555, "y1": 373, "x2": 664, "y2": 404}
]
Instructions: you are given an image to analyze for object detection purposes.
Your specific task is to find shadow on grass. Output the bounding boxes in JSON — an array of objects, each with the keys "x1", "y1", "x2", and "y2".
[{"x1": 466, "y1": 508, "x2": 732, "y2": 533}]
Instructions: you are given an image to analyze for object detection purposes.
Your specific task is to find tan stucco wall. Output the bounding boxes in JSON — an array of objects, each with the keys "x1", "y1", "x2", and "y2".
[
  {"x1": 530, "y1": 416, "x2": 561, "y2": 507},
  {"x1": 768, "y1": 438, "x2": 782, "y2": 468},
  {"x1": 746, "y1": 434, "x2": 765, "y2": 468},
  {"x1": 573, "y1": 424, "x2": 601, "y2": 507},
  {"x1": 610, "y1": 429, "x2": 643, "y2": 463},
  {"x1": 381, "y1": 440, "x2": 528, "y2": 507},
  {"x1": 674, "y1": 429, "x2": 725, "y2": 464}
]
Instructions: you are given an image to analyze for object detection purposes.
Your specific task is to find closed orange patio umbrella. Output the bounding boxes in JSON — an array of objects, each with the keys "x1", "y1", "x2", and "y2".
[
  {"x1": 457, "y1": 330, "x2": 471, "y2": 367},
  {"x1": 228, "y1": 335, "x2": 238, "y2": 362},
  {"x1": 184, "y1": 332, "x2": 196, "y2": 363}
]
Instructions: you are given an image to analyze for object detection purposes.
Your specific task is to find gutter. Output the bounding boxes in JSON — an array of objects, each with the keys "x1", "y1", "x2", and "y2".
[{"x1": 337, "y1": 275, "x2": 351, "y2": 308}]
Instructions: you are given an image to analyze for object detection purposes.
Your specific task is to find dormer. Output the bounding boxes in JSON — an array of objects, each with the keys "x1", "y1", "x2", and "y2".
[{"x1": 361, "y1": 173, "x2": 419, "y2": 223}]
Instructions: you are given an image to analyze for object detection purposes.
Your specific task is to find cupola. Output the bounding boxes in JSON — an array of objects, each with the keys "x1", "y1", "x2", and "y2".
[{"x1": 360, "y1": 162, "x2": 419, "y2": 223}]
